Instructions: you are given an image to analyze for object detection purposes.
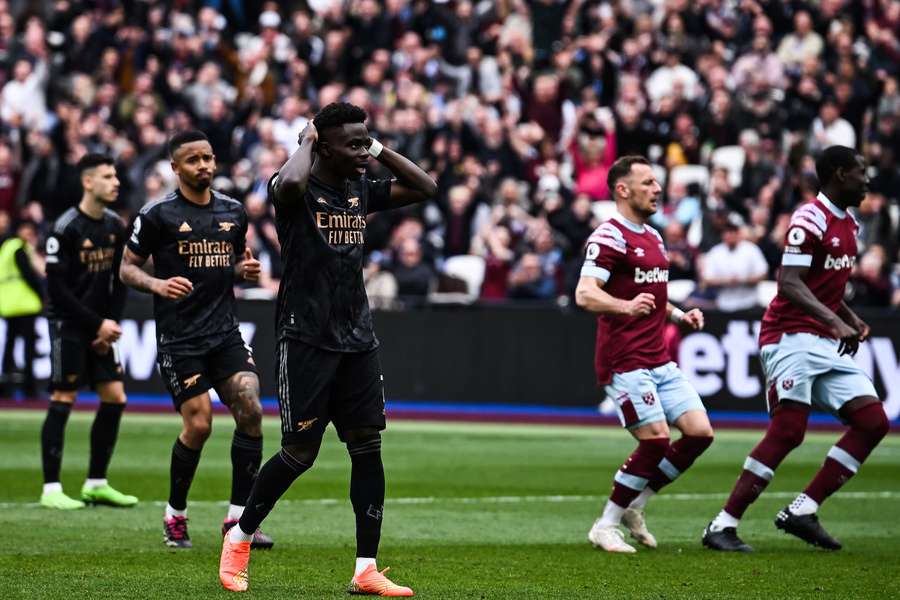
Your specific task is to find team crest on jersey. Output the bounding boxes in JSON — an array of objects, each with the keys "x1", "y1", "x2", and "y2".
[
  {"x1": 109, "y1": 234, "x2": 115, "y2": 243},
  {"x1": 317, "y1": 197, "x2": 328, "y2": 205},
  {"x1": 642, "y1": 392, "x2": 656, "y2": 406},
  {"x1": 782, "y1": 379, "x2": 794, "y2": 391},
  {"x1": 831, "y1": 237, "x2": 840, "y2": 247},
  {"x1": 81, "y1": 239, "x2": 94, "y2": 248},
  {"x1": 178, "y1": 221, "x2": 192, "y2": 233},
  {"x1": 218, "y1": 222, "x2": 236, "y2": 232},
  {"x1": 347, "y1": 197, "x2": 359, "y2": 208},
  {"x1": 634, "y1": 247, "x2": 645, "y2": 257}
]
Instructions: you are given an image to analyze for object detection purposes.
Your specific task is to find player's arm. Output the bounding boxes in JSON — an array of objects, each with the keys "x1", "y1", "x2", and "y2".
[
  {"x1": 780, "y1": 265, "x2": 858, "y2": 354},
  {"x1": 575, "y1": 276, "x2": 655, "y2": 316},
  {"x1": 272, "y1": 122, "x2": 317, "y2": 205},
  {"x1": 837, "y1": 300, "x2": 870, "y2": 342},
  {"x1": 119, "y1": 247, "x2": 193, "y2": 299},
  {"x1": 666, "y1": 302, "x2": 704, "y2": 330},
  {"x1": 367, "y1": 139, "x2": 438, "y2": 210}
]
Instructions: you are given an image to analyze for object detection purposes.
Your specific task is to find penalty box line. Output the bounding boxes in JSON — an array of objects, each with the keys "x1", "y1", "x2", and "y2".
[{"x1": 3, "y1": 490, "x2": 899, "y2": 509}]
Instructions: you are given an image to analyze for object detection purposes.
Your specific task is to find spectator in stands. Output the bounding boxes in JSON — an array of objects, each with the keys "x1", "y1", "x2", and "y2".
[
  {"x1": 850, "y1": 246, "x2": 892, "y2": 308},
  {"x1": 391, "y1": 237, "x2": 434, "y2": 302},
  {"x1": 700, "y1": 217, "x2": 769, "y2": 312},
  {"x1": 776, "y1": 10, "x2": 823, "y2": 74},
  {"x1": 810, "y1": 97, "x2": 857, "y2": 151},
  {"x1": 508, "y1": 252, "x2": 556, "y2": 301}
]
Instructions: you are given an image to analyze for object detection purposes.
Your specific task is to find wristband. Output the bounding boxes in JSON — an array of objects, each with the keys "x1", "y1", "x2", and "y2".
[
  {"x1": 367, "y1": 138, "x2": 384, "y2": 158},
  {"x1": 671, "y1": 308, "x2": 685, "y2": 323}
]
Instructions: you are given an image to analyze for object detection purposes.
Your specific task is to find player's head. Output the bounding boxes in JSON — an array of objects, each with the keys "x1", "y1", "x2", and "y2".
[
  {"x1": 816, "y1": 145, "x2": 868, "y2": 208},
  {"x1": 168, "y1": 130, "x2": 216, "y2": 192},
  {"x1": 77, "y1": 153, "x2": 119, "y2": 204},
  {"x1": 607, "y1": 155, "x2": 661, "y2": 219},
  {"x1": 312, "y1": 102, "x2": 369, "y2": 181}
]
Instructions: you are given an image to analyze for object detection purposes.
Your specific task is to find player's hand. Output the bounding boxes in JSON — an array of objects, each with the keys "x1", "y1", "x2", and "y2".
[
  {"x1": 680, "y1": 308, "x2": 704, "y2": 331},
  {"x1": 851, "y1": 316, "x2": 871, "y2": 343},
  {"x1": 298, "y1": 122, "x2": 318, "y2": 146},
  {"x1": 154, "y1": 276, "x2": 193, "y2": 299},
  {"x1": 832, "y1": 319, "x2": 860, "y2": 356},
  {"x1": 96, "y1": 319, "x2": 122, "y2": 343},
  {"x1": 622, "y1": 293, "x2": 656, "y2": 317},
  {"x1": 238, "y1": 248, "x2": 261, "y2": 282},
  {"x1": 90, "y1": 338, "x2": 111, "y2": 355}
]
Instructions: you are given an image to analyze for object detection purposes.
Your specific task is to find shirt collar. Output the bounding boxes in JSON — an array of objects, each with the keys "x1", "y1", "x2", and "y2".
[
  {"x1": 817, "y1": 192, "x2": 846, "y2": 219},
  {"x1": 612, "y1": 212, "x2": 645, "y2": 233}
]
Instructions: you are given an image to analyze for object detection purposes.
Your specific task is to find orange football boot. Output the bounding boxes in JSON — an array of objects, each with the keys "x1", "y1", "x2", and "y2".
[{"x1": 348, "y1": 565, "x2": 414, "y2": 597}]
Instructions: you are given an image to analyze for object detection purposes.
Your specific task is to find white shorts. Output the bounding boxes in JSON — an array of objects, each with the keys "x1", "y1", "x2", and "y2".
[
  {"x1": 605, "y1": 362, "x2": 705, "y2": 429},
  {"x1": 759, "y1": 332, "x2": 878, "y2": 418}
]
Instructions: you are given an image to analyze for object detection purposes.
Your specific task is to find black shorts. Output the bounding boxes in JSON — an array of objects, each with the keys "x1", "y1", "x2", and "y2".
[
  {"x1": 157, "y1": 330, "x2": 257, "y2": 410},
  {"x1": 49, "y1": 321, "x2": 123, "y2": 392},
  {"x1": 277, "y1": 338, "x2": 386, "y2": 444}
]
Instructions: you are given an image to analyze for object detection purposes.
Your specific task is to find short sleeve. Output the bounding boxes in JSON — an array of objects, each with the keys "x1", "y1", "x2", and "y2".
[
  {"x1": 580, "y1": 222, "x2": 627, "y2": 282},
  {"x1": 127, "y1": 210, "x2": 160, "y2": 258},
  {"x1": 365, "y1": 178, "x2": 393, "y2": 213},
  {"x1": 782, "y1": 204, "x2": 826, "y2": 268},
  {"x1": 44, "y1": 229, "x2": 69, "y2": 273}
]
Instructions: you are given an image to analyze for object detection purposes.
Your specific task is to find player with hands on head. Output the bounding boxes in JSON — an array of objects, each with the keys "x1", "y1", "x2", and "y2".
[
  {"x1": 575, "y1": 155, "x2": 714, "y2": 553},
  {"x1": 704, "y1": 146, "x2": 889, "y2": 553}
]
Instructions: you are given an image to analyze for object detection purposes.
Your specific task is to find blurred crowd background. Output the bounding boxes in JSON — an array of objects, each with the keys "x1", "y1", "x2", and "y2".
[{"x1": 0, "y1": 0, "x2": 898, "y2": 310}]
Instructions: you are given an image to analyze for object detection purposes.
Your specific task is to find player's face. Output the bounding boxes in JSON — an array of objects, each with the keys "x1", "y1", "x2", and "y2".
[
  {"x1": 172, "y1": 141, "x2": 216, "y2": 191},
  {"x1": 624, "y1": 164, "x2": 662, "y2": 218},
  {"x1": 84, "y1": 164, "x2": 120, "y2": 204},
  {"x1": 840, "y1": 155, "x2": 869, "y2": 207},
  {"x1": 319, "y1": 122, "x2": 370, "y2": 180}
]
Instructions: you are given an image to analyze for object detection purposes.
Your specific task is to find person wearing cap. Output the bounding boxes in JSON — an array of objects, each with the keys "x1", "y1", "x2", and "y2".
[{"x1": 700, "y1": 215, "x2": 769, "y2": 312}]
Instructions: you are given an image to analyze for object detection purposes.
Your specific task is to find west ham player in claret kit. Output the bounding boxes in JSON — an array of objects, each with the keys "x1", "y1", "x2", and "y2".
[
  {"x1": 40, "y1": 153, "x2": 137, "y2": 510},
  {"x1": 120, "y1": 131, "x2": 274, "y2": 550},
  {"x1": 219, "y1": 102, "x2": 436, "y2": 595},
  {"x1": 703, "y1": 146, "x2": 890, "y2": 552},
  {"x1": 575, "y1": 156, "x2": 714, "y2": 553}
]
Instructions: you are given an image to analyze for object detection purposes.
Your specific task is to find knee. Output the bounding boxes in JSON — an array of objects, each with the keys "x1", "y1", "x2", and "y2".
[
  {"x1": 282, "y1": 441, "x2": 321, "y2": 467},
  {"x1": 772, "y1": 421, "x2": 806, "y2": 449},
  {"x1": 851, "y1": 403, "x2": 890, "y2": 441},
  {"x1": 186, "y1": 414, "x2": 212, "y2": 443},
  {"x1": 235, "y1": 400, "x2": 263, "y2": 431}
]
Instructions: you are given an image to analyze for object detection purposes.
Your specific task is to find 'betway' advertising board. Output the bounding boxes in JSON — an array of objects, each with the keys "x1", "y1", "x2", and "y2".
[{"x1": 1, "y1": 302, "x2": 898, "y2": 419}]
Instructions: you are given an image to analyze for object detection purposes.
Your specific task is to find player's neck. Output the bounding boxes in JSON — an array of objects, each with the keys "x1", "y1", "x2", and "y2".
[
  {"x1": 310, "y1": 162, "x2": 345, "y2": 190},
  {"x1": 819, "y1": 186, "x2": 848, "y2": 212},
  {"x1": 78, "y1": 195, "x2": 105, "y2": 220},
  {"x1": 616, "y1": 205, "x2": 647, "y2": 229},
  {"x1": 178, "y1": 183, "x2": 211, "y2": 206}
]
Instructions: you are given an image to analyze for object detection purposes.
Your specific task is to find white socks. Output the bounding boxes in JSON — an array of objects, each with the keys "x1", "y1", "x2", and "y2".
[
  {"x1": 165, "y1": 504, "x2": 187, "y2": 519},
  {"x1": 84, "y1": 478, "x2": 107, "y2": 490},
  {"x1": 43, "y1": 482, "x2": 62, "y2": 495},
  {"x1": 596, "y1": 500, "x2": 626, "y2": 528},
  {"x1": 789, "y1": 493, "x2": 819, "y2": 516},
  {"x1": 227, "y1": 504, "x2": 245, "y2": 521},
  {"x1": 709, "y1": 510, "x2": 739, "y2": 532},
  {"x1": 629, "y1": 487, "x2": 655, "y2": 510},
  {"x1": 355, "y1": 557, "x2": 377, "y2": 576},
  {"x1": 229, "y1": 523, "x2": 254, "y2": 543}
]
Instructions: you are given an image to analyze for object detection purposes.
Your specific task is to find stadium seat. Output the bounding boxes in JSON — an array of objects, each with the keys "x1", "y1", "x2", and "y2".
[
  {"x1": 443, "y1": 255, "x2": 486, "y2": 297},
  {"x1": 756, "y1": 280, "x2": 778, "y2": 307},
  {"x1": 667, "y1": 279, "x2": 696, "y2": 304},
  {"x1": 669, "y1": 165, "x2": 710, "y2": 191},
  {"x1": 710, "y1": 145, "x2": 745, "y2": 188}
]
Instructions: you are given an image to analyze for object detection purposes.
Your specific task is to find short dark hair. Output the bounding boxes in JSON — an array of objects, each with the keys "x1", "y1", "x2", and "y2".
[
  {"x1": 313, "y1": 102, "x2": 367, "y2": 133},
  {"x1": 607, "y1": 155, "x2": 650, "y2": 197},
  {"x1": 168, "y1": 130, "x2": 210, "y2": 158},
  {"x1": 77, "y1": 153, "x2": 114, "y2": 174},
  {"x1": 816, "y1": 145, "x2": 859, "y2": 186}
]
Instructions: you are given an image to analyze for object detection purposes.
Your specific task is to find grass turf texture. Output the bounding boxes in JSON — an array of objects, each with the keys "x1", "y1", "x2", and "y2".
[{"x1": 1, "y1": 410, "x2": 898, "y2": 599}]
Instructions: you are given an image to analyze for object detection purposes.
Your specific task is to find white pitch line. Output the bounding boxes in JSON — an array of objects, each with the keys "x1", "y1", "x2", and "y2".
[{"x1": 3, "y1": 491, "x2": 898, "y2": 510}]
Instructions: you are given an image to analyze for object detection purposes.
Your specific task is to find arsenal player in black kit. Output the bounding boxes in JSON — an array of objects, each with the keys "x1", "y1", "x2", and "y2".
[
  {"x1": 219, "y1": 103, "x2": 436, "y2": 595},
  {"x1": 39, "y1": 153, "x2": 137, "y2": 511},
  {"x1": 120, "y1": 131, "x2": 273, "y2": 549}
]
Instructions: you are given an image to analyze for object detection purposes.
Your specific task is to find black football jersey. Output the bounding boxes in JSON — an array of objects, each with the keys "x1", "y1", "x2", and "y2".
[
  {"x1": 271, "y1": 173, "x2": 391, "y2": 352},
  {"x1": 45, "y1": 206, "x2": 127, "y2": 336},
  {"x1": 126, "y1": 189, "x2": 247, "y2": 355}
]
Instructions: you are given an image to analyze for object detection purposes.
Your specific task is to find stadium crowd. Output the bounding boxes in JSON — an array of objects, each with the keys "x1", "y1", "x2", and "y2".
[{"x1": 0, "y1": 0, "x2": 898, "y2": 309}]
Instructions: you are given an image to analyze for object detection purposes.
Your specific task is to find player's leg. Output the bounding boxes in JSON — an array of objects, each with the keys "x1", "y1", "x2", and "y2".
[
  {"x1": 590, "y1": 368, "x2": 670, "y2": 553},
  {"x1": 20, "y1": 315, "x2": 37, "y2": 397},
  {"x1": 775, "y1": 359, "x2": 888, "y2": 549},
  {"x1": 220, "y1": 339, "x2": 333, "y2": 592},
  {"x1": 335, "y1": 351, "x2": 411, "y2": 597},
  {"x1": 214, "y1": 366, "x2": 271, "y2": 548},
  {"x1": 40, "y1": 326, "x2": 85, "y2": 509},
  {"x1": 163, "y1": 391, "x2": 213, "y2": 548}
]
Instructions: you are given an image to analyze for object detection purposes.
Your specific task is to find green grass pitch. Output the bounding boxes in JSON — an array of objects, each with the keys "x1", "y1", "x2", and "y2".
[{"x1": 1, "y1": 410, "x2": 898, "y2": 599}]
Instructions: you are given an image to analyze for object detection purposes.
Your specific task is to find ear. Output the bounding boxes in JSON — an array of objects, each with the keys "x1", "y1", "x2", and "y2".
[{"x1": 317, "y1": 141, "x2": 330, "y2": 158}]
